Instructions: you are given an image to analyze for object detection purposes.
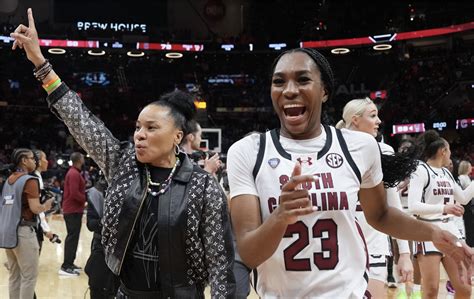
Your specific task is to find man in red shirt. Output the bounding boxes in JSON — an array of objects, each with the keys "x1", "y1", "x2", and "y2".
[{"x1": 59, "y1": 152, "x2": 86, "y2": 276}]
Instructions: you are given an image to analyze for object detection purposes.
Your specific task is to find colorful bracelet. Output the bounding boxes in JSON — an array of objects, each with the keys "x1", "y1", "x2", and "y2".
[
  {"x1": 42, "y1": 75, "x2": 59, "y2": 89},
  {"x1": 43, "y1": 78, "x2": 61, "y2": 92}
]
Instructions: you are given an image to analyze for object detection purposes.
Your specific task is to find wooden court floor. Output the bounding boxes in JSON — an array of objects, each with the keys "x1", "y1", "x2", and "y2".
[{"x1": 0, "y1": 214, "x2": 470, "y2": 298}]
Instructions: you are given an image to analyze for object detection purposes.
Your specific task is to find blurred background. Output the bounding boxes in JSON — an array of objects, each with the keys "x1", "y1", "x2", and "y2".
[{"x1": 0, "y1": 0, "x2": 473, "y2": 182}]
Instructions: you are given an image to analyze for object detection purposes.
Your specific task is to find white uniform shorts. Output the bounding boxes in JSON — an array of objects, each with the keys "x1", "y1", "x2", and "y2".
[{"x1": 368, "y1": 254, "x2": 387, "y2": 282}]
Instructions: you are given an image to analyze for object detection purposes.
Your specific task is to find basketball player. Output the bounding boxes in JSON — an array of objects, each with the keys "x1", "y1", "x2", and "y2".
[
  {"x1": 397, "y1": 139, "x2": 423, "y2": 299},
  {"x1": 409, "y1": 130, "x2": 474, "y2": 299},
  {"x1": 227, "y1": 48, "x2": 474, "y2": 298},
  {"x1": 335, "y1": 98, "x2": 413, "y2": 298}
]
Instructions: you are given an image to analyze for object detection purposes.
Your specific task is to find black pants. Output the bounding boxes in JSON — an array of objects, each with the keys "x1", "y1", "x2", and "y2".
[{"x1": 62, "y1": 213, "x2": 82, "y2": 268}]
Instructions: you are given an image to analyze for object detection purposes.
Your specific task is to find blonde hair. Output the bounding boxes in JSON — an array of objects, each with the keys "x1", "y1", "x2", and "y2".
[
  {"x1": 335, "y1": 97, "x2": 373, "y2": 129},
  {"x1": 458, "y1": 160, "x2": 472, "y2": 176}
]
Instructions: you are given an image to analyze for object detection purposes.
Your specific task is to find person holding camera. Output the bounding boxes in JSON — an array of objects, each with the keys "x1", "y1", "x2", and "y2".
[
  {"x1": 0, "y1": 148, "x2": 53, "y2": 299},
  {"x1": 32, "y1": 149, "x2": 61, "y2": 253},
  {"x1": 180, "y1": 120, "x2": 222, "y2": 175}
]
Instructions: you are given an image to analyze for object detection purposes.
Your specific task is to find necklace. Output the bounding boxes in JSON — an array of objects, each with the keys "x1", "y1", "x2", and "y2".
[{"x1": 146, "y1": 157, "x2": 180, "y2": 197}]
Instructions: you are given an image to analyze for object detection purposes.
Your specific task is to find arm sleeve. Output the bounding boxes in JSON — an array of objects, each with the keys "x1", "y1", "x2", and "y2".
[
  {"x1": 453, "y1": 180, "x2": 474, "y2": 205},
  {"x1": 47, "y1": 84, "x2": 122, "y2": 182},
  {"x1": 227, "y1": 135, "x2": 259, "y2": 199},
  {"x1": 385, "y1": 187, "x2": 410, "y2": 253},
  {"x1": 39, "y1": 212, "x2": 51, "y2": 232},
  {"x1": 407, "y1": 167, "x2": 444, "y2": 215},
  {"x1": 202, "y1": 176, "x2": 236, "y2": 298}
]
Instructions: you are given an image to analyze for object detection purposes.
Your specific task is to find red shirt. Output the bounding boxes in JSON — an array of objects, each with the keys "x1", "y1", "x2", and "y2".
[{"x1": 62, "y1": 166, "x2": 86, "y2": 214}]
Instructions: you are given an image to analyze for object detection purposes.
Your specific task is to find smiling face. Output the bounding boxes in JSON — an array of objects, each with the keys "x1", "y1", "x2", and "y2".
[
  {"x1": 134, "y1": 104, "x2": 183, "y2": 167},
  {"x1": 351, "y1": 102, "x2": 381, "y2": 137},
  {"x1": 271, "y1": 51, "x2": 328, "y2": 139}
]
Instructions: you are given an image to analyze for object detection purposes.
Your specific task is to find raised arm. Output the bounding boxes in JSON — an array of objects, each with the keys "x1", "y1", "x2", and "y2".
[{"x1": 10, "y1": 8, "x2": 123, "y2": 181}]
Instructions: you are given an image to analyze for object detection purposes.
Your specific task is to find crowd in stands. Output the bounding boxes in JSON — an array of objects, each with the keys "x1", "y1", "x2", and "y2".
[{"x1": 0, "y1": 42, "x2": 473, "y2": 180}]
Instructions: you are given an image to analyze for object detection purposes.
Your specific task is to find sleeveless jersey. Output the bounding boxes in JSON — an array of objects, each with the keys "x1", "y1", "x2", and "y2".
[
  {"x1": 253, "y1": 126, "x2": 369, "y2": 298},
  {"x1": 399, "y1": 183, "x2": 409, "y2": 210},
  {"x1": 417, "y1": 162, "x2": 456, "y2": 221}
]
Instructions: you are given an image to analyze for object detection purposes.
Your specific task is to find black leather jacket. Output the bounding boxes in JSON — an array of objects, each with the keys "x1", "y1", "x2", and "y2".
[{"x1": 47, "y1": 84, "x2": 236, "y2": 298}]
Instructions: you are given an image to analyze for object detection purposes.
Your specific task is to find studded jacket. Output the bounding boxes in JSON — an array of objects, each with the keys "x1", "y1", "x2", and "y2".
[{"x1": 46, "y1": 84, "x2": 236, "y2": 298}]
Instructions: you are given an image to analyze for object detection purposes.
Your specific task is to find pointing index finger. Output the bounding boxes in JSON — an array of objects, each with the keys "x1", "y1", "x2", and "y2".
[
  {"x1": 281, "y1": 175, "x2": 316, "y2": 192},
  {"x1": 27, "y1": 8, "x2": 36, "y2": 30}
]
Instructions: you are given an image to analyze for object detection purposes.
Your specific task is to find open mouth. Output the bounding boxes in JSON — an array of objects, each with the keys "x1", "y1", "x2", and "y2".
[{"x1": 283, "y1": 104, "x2": 306, "y2": 118}]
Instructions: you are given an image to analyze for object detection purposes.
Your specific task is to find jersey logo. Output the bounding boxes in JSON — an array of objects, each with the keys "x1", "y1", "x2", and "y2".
[
  {"x1": 296, "y1": 157, "x2": 313, "y2": 166},
  {"x1": 268, "y1": 158, "x2": 280, "y2": 169},
  {"x1": 326, "y1": 153, "x2": 343, "y2": 168}
]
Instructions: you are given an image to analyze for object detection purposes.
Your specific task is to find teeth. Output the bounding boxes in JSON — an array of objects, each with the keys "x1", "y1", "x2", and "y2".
[{"x1": 283, "y1": 104, "x2": 305, "y2": 109}]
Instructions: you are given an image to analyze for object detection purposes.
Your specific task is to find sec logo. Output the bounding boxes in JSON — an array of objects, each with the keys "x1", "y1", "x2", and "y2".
[{"x1": 326, "y1": 153, "x2": 343, "y2": 168}]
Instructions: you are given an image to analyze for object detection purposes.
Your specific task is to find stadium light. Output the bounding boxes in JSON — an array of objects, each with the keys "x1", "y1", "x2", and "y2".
[
  {"x1": 48, "y1": 48, "x2": 66, "y2": 55},
  {"x1": 330, "y1": 48, "x2": 350, "y2": 55},
  {"x1": 373, "y1": 44, "x2": 392, "y2": 51},
  {"x1": 87, "y1": 49, "x2": 106, "y2": 56},
  {"x1": 165, "y1": 52, "x2": 183, "y2": 59},
  {"x1": 126, "y1": 51, "x2": 145, "y2": 57}
]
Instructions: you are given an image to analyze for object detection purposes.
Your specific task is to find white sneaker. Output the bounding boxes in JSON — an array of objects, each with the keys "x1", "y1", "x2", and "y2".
[{"x1": 58, "y1": 267, "x2": 80, "y2": 276}]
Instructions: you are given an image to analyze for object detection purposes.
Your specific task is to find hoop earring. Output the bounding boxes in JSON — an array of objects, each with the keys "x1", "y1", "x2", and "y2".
[{"x1": 174, "y1": 144, "x2": 180, "y2": 156}]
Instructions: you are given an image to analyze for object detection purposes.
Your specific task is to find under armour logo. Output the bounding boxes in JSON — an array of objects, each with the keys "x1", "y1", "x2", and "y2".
[{"x1": 297, "y1": 157, "x2": 313, "y2": 166}]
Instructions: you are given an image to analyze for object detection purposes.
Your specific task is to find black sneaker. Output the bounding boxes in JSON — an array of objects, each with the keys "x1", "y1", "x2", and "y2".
[
  {"x1": 58, "y1": 267, "x2": 80, "y2": 276},
  {"x1": 71, "y1": 264, "x2": 82, "y2": 272},
  {"x1": 386, "y1": 275, "x2": 397, "y2": 288}
]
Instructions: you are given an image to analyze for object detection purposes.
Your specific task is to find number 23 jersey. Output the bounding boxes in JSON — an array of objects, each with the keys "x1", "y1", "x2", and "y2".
[{"x1": 228, "y1": 126, "x2": 383, "y2": 298}]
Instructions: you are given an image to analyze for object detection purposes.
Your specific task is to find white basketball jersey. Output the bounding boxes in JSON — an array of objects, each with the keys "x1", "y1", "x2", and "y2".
[
  {"x1": 355, "y1": 204, "x2": 390, "y2": 256},
  {"x1": 253, "y1": 126, "x2": 369, "y2": 298},
  {"x1": 418, "y1": 162, "x2": 456, "y2": 220},
  {"x1": 399, "y1": 183, "x2": 409, "y2": 210}
]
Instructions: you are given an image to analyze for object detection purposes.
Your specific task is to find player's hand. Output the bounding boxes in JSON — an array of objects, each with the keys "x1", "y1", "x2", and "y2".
[
  {"x1": 396, "y1": 253, "x2": 414, "y2": 283},
  {"x1": 204, "y1": 153, "x2": 222, "y2": 175},
  {"x1": 275, "y1": 162, "x2": 317, "y2": 225},
  {"x1": 10, "y1": 8, "x2": 46, "y2": 67},
  {"x1": 444, "y1": 204, "x2": 464, "y2": 217},
  {"x1": 432, "y1": 228, "x2": 473, "y2": 285}
]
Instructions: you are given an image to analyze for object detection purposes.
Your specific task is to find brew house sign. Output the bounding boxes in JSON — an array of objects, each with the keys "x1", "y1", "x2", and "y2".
[{"x1": 77, "y1": 21, "x2": 147, "y2": 33}]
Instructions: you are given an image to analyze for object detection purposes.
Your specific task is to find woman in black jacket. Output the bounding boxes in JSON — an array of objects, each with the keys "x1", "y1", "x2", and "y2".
[{"x1": 12, "y1": 9, "x2": 235, "y2": 299}]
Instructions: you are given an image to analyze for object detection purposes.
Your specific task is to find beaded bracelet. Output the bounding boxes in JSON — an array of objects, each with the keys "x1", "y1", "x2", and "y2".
[{"x1": 33, "y1": 59, "x2": 52, "y2": 81}]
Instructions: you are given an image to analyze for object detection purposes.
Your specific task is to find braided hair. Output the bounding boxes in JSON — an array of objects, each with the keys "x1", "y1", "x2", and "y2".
[{"x1": 271, "y1": 48, "x2": 335, "y2": 101}]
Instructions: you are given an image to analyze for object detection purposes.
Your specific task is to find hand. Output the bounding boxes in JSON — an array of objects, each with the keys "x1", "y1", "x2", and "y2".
[
  {"x1": 432, "y1": 228, "x2": 473, "y2": 285},
  {"x1": 44, "y1": 231, "x2": 53, "y2": 240},
  {"x1": 444, "y1": 204, "x2": 464, "y2": 217},
  {"x1": 204, "y1": 153, "x2": 222, "y2": 175},
  {"x1": 396, "y1": 253, "x2": 414, "y2": 283},
  {"x1": 10, "y1": 8, "x2": 45, "y2": 67},
  {"x1": 397, "y1": 178, "x2": 409, "y2": 192},
  {"x1": 275, "y1": 163, "x2": 317, "y2": 225},
  {"x1": 44, "y1": 198, "x2": 54, "y2": 211}
]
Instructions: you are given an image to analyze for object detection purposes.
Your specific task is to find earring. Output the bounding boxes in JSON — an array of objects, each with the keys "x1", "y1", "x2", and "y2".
[{"x1": 174, "y1": 144, "x2": 180, "y2": 156}]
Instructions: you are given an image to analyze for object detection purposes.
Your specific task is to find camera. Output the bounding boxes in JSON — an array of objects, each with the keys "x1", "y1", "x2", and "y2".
[
  {"x1": 49, "y1": 233, "x2": 62, "y2": 244},
  {"x1": 40, "y1": 187, "x2": 59, "y2": 213}
]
